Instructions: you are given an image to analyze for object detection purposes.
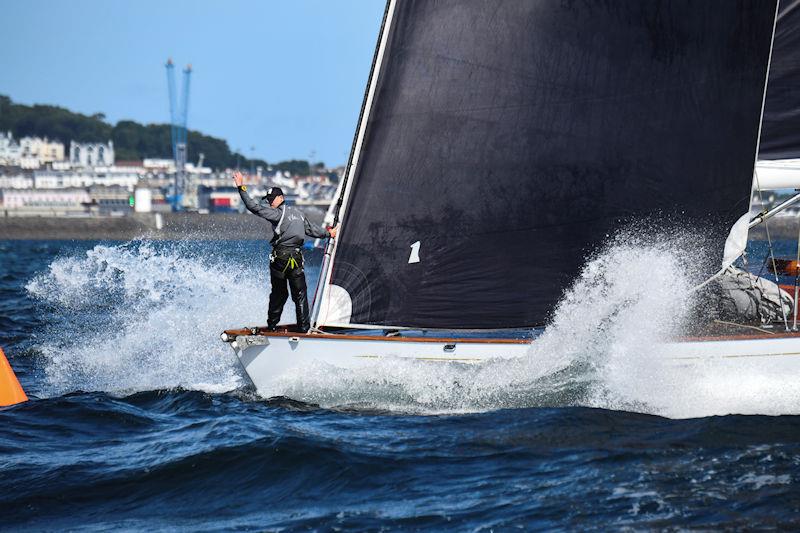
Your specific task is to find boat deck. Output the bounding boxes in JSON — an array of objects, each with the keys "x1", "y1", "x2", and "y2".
[
  {"x1": 222, "y1": 321, "x2": 800, "y2": 344},
  {"x1": 222, "y1": 326, "x2": 535, "y2": 344}
]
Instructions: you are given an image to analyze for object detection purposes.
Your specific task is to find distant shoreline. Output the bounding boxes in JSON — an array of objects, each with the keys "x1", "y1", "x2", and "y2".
[
  {"x1": 0, "y1": 211, "x2": 795, "y2": 241},
  {"x1": 0, "y1": 210, "x2": 324, "y2": 241}
]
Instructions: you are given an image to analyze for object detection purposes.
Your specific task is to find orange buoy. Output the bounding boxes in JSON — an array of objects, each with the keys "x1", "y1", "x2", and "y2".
[{"x1": 0, "y1": 347, "x2": 28, "y2": 406}]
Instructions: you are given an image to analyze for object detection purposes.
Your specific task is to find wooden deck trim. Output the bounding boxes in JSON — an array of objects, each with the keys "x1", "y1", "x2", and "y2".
[
  {"x1": 222, "y1": 328, "x2": 533, "y2": 345},
  {"x1": 679, "y1": 330, "x2": 800, "y2": 342},
  {"x1": 223, "y1": 327, "x2": 800, "y2": 345}
]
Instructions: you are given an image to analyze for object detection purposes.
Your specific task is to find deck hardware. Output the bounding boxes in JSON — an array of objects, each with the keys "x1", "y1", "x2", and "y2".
[{"x1": 444, "y1": 343, "x2": 456, "y2": 352}]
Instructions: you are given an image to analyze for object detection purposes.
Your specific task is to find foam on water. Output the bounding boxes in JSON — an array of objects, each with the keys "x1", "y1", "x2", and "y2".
[
  {"x1": 25, "y1": 236, "x2": 800, "y2": 417},
  {"x1": 26, "y1": 241, "x2": 276, "y2": 396},
  {"x1": 275, "y1": 230, "x2": 708, "y2": 415},
  {"x1": 274, "y1": 230, "x2": 800, "y2": 418}
]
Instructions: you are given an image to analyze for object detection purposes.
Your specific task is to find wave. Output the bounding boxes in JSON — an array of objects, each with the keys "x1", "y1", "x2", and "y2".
[
  {"x1": 25, "y1": 241, "x2": 286, "y2": 396},
  {"x1": 23, "y1": 234, "x2": 800, "y2": 418},
  {"x1": 272, "y1": 230, "x2": 716, "y2": 416},
  {"x1": 2, "y1": 390, "x2": 800, "y2": 530}
]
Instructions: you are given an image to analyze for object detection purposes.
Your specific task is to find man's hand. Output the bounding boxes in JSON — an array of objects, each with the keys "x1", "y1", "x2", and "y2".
[
  {"x1": 328, "y1": 226, "x2": 339, "y2": 238},
  {"x1": 232, "y1": 171, "x2": 244, "y2": 187}
]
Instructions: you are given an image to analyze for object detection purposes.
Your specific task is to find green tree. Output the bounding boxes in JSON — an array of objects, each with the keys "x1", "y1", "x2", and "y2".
[{"x1": 0, "y1": 94, "x2": 322, "y2": 173}]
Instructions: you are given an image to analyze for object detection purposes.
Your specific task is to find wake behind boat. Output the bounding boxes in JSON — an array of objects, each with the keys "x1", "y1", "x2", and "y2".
[{"x1": 222, "y1": 0, "x2": 800, "y2": 409}]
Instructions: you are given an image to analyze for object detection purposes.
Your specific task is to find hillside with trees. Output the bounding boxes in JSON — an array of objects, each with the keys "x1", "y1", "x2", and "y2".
[{"x1": 0, "y1": 95, "x2": 318, "y2": 174}]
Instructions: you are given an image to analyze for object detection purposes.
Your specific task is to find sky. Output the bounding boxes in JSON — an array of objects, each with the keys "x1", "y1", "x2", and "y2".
[{"x1": 0, "y1": 0, "x2": 385, "y2": 166}]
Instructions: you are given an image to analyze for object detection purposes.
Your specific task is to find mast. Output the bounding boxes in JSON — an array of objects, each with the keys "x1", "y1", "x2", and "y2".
[{"x1": 310, "y1": 0, "x2": 397, "y2": 329}]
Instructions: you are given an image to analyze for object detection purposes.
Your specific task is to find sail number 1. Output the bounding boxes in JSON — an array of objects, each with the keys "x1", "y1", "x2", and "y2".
[{"x1": 408, "y1": 241, "x2": 421, "y2": 264}]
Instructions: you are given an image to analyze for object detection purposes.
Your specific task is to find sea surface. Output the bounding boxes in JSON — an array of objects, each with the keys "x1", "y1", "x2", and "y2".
[{"x1": 2, "y1": 238, "x2": 800, "y2": 531}]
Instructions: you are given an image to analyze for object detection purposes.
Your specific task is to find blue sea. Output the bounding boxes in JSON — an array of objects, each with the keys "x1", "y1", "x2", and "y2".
[{"x1": 2, "y1": 239, "x2": 800, "y2": 531}]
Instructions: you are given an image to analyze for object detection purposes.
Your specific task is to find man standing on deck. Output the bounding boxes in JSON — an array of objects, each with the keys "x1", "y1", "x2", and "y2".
[{"x1": 233, "y1": 171, "x2": 338, "y2": 332}]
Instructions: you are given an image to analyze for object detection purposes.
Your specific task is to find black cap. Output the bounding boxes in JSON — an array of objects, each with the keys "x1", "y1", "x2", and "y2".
[{"x1": 264, "y1": 187, "x2": 284, "y2": 204}]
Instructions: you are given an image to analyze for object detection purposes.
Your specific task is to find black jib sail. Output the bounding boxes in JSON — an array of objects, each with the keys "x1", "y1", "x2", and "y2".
[
  {"x1": 316, "y1": 0, "x2": 777, "y2": 330},
  {"x1": 760, "y1": 0, "x2": 800, "y2": 160}
]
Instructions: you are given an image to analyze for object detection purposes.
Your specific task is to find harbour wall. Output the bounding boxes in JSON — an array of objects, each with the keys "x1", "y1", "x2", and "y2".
[
  {"x1": 0, "y1": 210, "x2": 796, "y2": 241},
  {"x1": 0, "y1": 208, "x2": 326, "y2": 241}
]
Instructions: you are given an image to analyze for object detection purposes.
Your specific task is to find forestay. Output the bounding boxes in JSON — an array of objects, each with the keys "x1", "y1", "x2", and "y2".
[{"x1": 316, "y1": 0, "x2": 778, "y2": 330}]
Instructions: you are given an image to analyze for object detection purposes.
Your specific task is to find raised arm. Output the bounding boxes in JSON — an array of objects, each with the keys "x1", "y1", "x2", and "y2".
[{"x1": 232, "y1": 171, "x2": 282, "y2": 222}]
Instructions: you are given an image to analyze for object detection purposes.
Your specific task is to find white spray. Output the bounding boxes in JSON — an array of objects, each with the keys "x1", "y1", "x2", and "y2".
[
  {"x1": 27, "y1": 236, "x2": 800, "y2": 418},
  {"x1": 275, "y1": 230, "x2": 708, "y2": 415},
  {"x1": 26, "y1": 242, "x2": 279, "y2": 396}
]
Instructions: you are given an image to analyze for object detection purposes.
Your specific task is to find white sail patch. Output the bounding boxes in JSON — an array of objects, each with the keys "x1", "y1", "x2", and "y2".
[
  {"x1": 317, "y1": 283, "x2": 353, "y2": 325},
  {"x1": 722, "y1": 213, "x2": 750, "y2": 269},
  {"x1": 408, "y1": 241, "x2": 421, "y2": 264}
]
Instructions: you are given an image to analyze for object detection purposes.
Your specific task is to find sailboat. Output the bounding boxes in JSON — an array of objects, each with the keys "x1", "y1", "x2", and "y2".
[{"x1": 222, "y1": 0, "x2": 800, "y2": 400}]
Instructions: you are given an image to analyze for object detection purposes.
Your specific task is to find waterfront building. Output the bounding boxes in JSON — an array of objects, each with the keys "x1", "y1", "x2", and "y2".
[
  {"x1": 143, "y1": 159, "x2": 175, "y2": 172},
  {"x1": 70, "y1": 140, "x2": 115, "y2": 167},
  {"x1": 0, "y1": 185, "x2": 135, "y2": 216},
  {"x1": 0, "y1": 132, "x2": 22, "y2": 166},
  {"x1": 197, "y1": 185, "x2": 245, "y2": 213},
  {"x1": 88, "y1": 185, "x2": 134, "y2": 215},
  {"x1": 20, "y1": 136, "x2": 65, "y2": 164},
  {"x1": 0, "y1": 174, "x2": 34, "y2": 189},
  {"x1": 34, "y1": 166, "x2": 142, "y2": 189},
  {"x1": 0, "y1": 188, "x2": 92, "y2": 215}
]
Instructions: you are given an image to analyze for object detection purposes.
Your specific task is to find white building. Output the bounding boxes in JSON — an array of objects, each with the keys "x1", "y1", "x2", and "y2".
[
  {"x1": 1, "y1": 188, "x2": 91, "y2": 213},
  {"x1": 20, "y1": 136, "x2": 65, "y2": 164},
  {"x1": 33, "y1": 165, "x2": 142, "y2": 190},
  {"x1": 143, "y1": 158, "x2": 175, "y2": 172},
  {"x1": 0, "y1": 133, "x2": 66, "y2": 168},
  {"x1": 70, "y1": 140, "x2": 115, "y2": 167},
  {"x1": 0, "y1": 132, "x2": 22, "y2": 166},
  {"x1": 0, "y1": 174, "x2": 34, "y2": 189}
]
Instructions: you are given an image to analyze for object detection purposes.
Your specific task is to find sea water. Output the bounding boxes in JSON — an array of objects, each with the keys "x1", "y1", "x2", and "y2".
[{"x1": 2, "y1": 238, "x2": 800, "y2": 530}]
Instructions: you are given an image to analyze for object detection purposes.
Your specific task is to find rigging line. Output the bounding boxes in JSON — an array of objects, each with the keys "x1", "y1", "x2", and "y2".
[
  {"x1": 311, "y1": 0, "x2": 395, "y2": 329},
  {"x1": 690, "y1": 265, "x2": 727, "y2": 292},
  {"x1": 794, "y1": 212, "x2": 800, "y2": 330},
  {"x1": 755, "y1": 167, "x2": 790, "y2": 331},
  {"x1": 753, "y1": 1, "x2": 787, "y2": 331},
  {"x1": 712, "y1": 319, "x2": 776, "y2": 335},
  {"x1": 310, "y1": 0, "x2": 391, "y2": 318}
]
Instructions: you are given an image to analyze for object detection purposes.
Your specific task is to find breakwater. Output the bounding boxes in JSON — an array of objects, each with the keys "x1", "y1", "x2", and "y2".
[{"x1": 0, "y1": 209, "x2": 325, "y2": 240}]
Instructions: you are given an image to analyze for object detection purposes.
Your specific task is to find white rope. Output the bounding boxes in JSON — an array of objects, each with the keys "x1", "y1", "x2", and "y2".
[{"x1": 690, "y1": 265, "x2": 730, "y2": 293}]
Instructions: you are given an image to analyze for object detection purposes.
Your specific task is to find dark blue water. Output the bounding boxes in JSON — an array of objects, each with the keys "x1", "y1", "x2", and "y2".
[{"x1": 2, "y1": 239, "x2": 800, "y2": 530}]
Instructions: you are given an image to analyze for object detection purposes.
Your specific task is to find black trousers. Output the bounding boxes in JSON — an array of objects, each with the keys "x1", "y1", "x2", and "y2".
[{"x1": 268, "y1": 249, "x2": 310, "y2": 332}]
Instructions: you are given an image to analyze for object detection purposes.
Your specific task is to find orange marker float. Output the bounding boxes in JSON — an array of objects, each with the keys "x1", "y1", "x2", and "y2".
[{"x1": 0, "y1": 347, "x2": 28, "y2": 406}]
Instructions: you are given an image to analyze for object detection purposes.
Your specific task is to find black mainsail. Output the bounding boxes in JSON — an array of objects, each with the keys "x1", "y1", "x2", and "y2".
[
  {"x1": 315, "y1": 0, "x2": 778, "y2": 330},
  {"x1": 760, "y1": 0, "x2": 800, "y2": 160}
]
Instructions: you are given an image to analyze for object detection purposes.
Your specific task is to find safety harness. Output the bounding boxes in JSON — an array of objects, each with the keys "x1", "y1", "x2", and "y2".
[{"x1": 282, "y1": 255, "x2": 299, "y2": 273}]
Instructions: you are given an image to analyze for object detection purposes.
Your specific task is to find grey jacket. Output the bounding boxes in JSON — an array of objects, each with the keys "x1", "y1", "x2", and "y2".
[{"x1": 238, "y1": 187, "x2": 329, "y2": 247}]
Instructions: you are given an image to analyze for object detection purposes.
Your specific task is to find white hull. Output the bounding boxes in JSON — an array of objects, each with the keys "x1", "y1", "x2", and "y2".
[{"x1": 224, "y1": 329, "x2": 800, "y2": 400}]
